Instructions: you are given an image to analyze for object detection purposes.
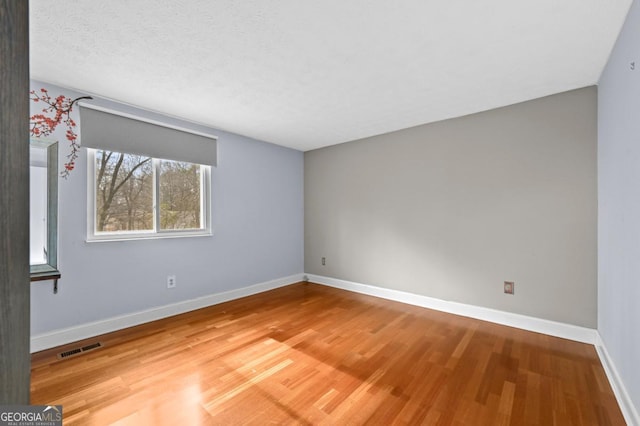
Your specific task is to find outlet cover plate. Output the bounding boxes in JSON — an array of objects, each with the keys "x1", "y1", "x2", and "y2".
[
  {"x1": 504, "y1": 281, "x2": 514, "y2": 295},
  {"x1": 167, "y1": 275, "x2": 176, "y2": 289}
]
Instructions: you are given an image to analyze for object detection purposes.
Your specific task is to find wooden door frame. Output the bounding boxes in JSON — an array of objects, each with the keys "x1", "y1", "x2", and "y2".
[{"x1": 0, "y1": 0, "x2": 31, "y2": 404}]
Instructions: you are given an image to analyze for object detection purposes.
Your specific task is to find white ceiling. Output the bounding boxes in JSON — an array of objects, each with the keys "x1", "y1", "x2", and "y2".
[{"x1": 30, "y1": 1, "x2": 631, "y2": 152}]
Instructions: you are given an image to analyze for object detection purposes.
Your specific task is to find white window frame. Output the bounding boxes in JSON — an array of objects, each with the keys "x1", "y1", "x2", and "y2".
[{"x1": 87, "y1": 148, "x2": 212, "y2": 242}]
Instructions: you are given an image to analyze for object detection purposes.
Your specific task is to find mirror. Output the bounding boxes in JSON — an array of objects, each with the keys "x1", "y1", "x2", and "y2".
[{"x1": 30, "y1": 138, "x2": 60, "y2": 282}]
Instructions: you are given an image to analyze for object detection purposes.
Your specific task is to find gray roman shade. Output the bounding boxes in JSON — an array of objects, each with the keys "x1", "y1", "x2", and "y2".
[{"x1": 79, "y1": 105, "x2": 217, "y2": 166}]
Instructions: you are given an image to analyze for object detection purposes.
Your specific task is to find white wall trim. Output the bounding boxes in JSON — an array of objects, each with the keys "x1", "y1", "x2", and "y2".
[
  {"x1": 306, "y1": 274, "x2": 597, "y2": 344},
  {"x1": 31, "y1": 274, "x2": 304, "y2": 353},
  {"x1": 595, "y1": 333, "x2": 640, "y2": 426}
]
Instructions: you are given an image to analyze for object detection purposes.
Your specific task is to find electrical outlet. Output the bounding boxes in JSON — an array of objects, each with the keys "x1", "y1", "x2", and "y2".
[
  {"x1": 321, "y1": 257, "x2": 326, "y2": 266},
  {"x1": 504, "y1": 281, "x2": 514, "y2": 295},
  {"x1": 167, "y1": 275, "x2": 176, "y2": 289}
]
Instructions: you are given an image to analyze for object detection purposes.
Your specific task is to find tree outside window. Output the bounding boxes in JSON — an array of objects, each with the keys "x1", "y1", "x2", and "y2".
[{"x1": 93, "y1": 150, "x2": 207, "y2": 238}]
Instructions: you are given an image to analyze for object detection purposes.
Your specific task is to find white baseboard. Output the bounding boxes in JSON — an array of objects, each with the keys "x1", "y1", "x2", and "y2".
[
  {"x1": 30, "y1": 273, "x2": 305, "y2": 353},
  {"x1": 595, "y1": 334, "x2": 640, "y2": 426},
  {"x1": 306, "y1": 274, "x2": 597, "y2": 344}
]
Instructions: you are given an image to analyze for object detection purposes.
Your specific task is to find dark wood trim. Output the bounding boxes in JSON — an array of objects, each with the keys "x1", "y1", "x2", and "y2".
[
  {"x1": 30, "y1": 271, "x2": 61, "y2": 282},
  {"x1": 0, "y1": 0, "x2": 31, "y2": 404}
]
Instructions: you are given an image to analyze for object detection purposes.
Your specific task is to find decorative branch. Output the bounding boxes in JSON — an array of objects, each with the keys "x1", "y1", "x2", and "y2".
[{"x1": 30, "y1": 88, "x2": 92, "y2": 178}]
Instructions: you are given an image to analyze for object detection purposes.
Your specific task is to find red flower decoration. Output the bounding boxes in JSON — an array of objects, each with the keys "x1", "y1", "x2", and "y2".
[{"x1": 30, "y1": 89, "x2": 92, "y2": 178}]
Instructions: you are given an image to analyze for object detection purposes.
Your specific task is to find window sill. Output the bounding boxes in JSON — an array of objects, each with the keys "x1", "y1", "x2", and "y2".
[
  {"x1": 30, "y1": 264, "x2": 61, "y2": 282},
  {"x1": 86, "y1": 230, "x2": 213, "y2": 243}
]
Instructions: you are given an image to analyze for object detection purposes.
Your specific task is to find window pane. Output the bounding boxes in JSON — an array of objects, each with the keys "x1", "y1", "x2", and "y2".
[
  {"x1": 159, "y1": 160, "x2": 201, "y2": 230},
  {"x1": 30, "y1": 163, "x2": 48, "y2": 264},
  {"x1": 95, "y1": 150, "x2": 153, "y2": 232}
]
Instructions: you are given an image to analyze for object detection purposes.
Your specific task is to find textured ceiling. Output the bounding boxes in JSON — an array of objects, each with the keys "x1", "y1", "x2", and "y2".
[{"x1": 30, "y1": 1, "x2": 631, "y2": 151}]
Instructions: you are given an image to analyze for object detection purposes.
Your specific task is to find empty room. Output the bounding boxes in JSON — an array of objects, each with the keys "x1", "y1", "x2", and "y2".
[{"x1": 1, "y1": 0, "x2": 639, "y2": 424}]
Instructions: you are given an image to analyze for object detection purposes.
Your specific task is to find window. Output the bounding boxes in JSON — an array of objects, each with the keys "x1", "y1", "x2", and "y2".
[
  {"x1": 80, "y1": 104, "x2": 216, "y2": 241},
  {"x1": 89, "y1": 150, "x2": 210, "y2": 239},
  {"x1": 29, "y1": 138, "x2": 60, "y2": 280},
  {"x1": 88, "y1": 149, "x2": 210, "y2": 240}
]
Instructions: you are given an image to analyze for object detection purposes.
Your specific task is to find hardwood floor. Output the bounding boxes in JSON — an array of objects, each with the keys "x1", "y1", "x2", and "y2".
[{"x1": 31, "y1": 282, "x2": 625, "y2": 425}]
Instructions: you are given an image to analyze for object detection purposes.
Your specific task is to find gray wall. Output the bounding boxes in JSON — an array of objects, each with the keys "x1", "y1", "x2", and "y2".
[
  {"x1": 306, "y1": 87, "x2": 597, "y2": 327},
  {"x1": 0, "y1": 0, "x2": 30, "y2": 403},
  {"x1": 30, "y1": 81, "x2": 304, "y2": 336},
  {"x1": 598, "y1": 0, "x2": 640, "y2": 414}
]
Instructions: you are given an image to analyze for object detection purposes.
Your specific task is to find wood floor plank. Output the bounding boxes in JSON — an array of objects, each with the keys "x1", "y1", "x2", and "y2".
[{"x1": 31, "y1": 282, "x2": 626, "y2": 425}]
